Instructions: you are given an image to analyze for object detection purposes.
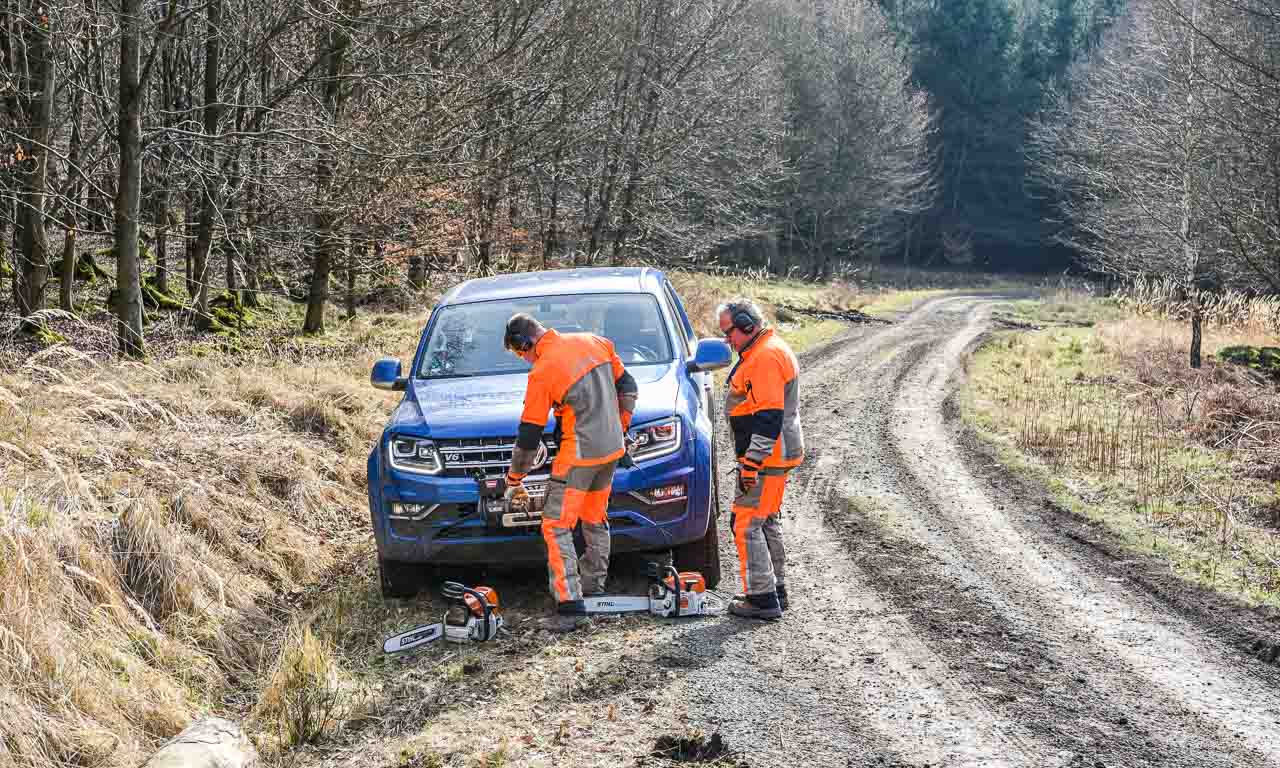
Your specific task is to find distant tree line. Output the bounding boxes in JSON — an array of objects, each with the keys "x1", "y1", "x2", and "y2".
[
  {"x1": 868, "y1": 0, "x2": 1126, "y2": 272},
  {"x1": 1030, "y1": 0, "x2": 1280, "y2": 366},
  {"x1": 0, "y1": 0, "x2": 936, "y2": 356}
]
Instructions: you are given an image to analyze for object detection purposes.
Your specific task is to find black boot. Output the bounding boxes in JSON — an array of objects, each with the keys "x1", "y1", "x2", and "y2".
[{"x1": 728, "y1": 590, "x2": 782, "y2": 620}]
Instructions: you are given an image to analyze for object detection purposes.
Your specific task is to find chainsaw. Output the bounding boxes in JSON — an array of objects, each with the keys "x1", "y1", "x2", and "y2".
[
  {"x1": 576, "y1": 562, "x2": 725, "y2": 618},
  {"x1": 382, "y1": 581, "x2": 504, "y2": 653}
]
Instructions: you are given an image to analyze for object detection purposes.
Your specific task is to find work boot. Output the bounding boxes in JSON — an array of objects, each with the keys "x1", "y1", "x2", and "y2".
[
  {"x1": 557, "y1": 600, "x2": 587, "y2": 614},
  {"x1": 734, "y1": 584, "x2": 788, "y2": 612},
  {"x1": 728, "y1": 591, "x2": 782, "y2": 620}
]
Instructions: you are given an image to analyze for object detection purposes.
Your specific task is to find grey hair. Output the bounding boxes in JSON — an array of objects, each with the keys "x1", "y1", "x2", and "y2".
[{"x1": 715, "y1": 298, "x2": 766, "y2": 330}]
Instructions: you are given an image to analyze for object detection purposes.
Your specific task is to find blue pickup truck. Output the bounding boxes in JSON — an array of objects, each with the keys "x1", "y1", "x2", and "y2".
[{"x1": 366, "y1": 267, "x2": 734, "y2": 598}]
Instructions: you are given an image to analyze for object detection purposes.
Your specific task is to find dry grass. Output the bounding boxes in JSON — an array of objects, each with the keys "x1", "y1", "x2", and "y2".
[
  {"x1": 0, "y1": 304, "x2": 429, "y2": 768},
  {"x1": 1112, "y1": 276, "x2": 1280, "y2": 336},
  {"x1": 666, "y1": 268, "x2": 869, "y2": 350},
  {"x1": 964, "y1": 304, "x2": 1280, "y2": 607},
  {"x1": 251, "y1": 620, "x2": 370, "y2": 758}
]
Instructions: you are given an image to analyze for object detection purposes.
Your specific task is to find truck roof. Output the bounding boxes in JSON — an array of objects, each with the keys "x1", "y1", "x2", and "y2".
[{"x1": 438, "y1": 267, "x2": 666, "y2": 305}]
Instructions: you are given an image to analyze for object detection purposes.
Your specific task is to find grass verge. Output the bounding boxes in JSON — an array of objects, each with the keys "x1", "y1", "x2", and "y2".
[{"x1": 960, "y1": 294, "x2": 1280, "y2": 611}]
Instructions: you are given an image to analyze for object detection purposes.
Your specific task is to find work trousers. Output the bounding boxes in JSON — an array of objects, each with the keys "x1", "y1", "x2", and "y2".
[
  {"x1": 541, "y1": 461, "x2": 616, "y2": 602},
  {"x1": 731, "y1": 468, "x2": 789, "y2": 597}
]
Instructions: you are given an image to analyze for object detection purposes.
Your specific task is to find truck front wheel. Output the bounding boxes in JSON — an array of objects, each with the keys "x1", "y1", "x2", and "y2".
[
  {"x1": 379, "y1": 556, "x2": 425, "y2": 599},
  {"x1": 673, "y1": 449, "x2": 723, "y2": 589}
]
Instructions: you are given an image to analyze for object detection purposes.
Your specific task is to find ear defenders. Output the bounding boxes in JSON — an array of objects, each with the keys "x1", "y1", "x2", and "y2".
[
  {"x1": 730, "y1": 305, "x2": 757, "y2": 336},
  {"x1": 504, "y1": 319, "x2": 535, "y2": 353},
  {"x1": 504, "y1": 329, "x2": 533, "y2": 353}
]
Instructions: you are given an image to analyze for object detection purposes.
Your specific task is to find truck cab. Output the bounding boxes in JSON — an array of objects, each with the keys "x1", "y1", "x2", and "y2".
[{"x1": 366, "y1": 267, "x2": 733, "y2": 598}]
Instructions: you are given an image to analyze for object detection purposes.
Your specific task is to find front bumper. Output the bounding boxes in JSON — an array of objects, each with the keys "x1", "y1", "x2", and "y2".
[{"x1": 368, "y1": 438, "x2": 713, "y2": 566}]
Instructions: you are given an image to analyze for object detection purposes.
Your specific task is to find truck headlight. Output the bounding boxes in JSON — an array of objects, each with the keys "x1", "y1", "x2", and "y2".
[
  {"x1": 627, "y1": 417, "x2": 681, "y2": 463},
  {"x1": 388, "y1": 436, "x2": 443, "y2": 475}
]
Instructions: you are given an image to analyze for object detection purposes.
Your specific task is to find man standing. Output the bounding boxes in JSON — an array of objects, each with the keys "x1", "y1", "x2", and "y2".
[
  {"x1": 502, "y1": 312, "x2": 638, "y2": 628},
  {"x1": 718, "y1": 299, "x2": 804, "y2": 620}
]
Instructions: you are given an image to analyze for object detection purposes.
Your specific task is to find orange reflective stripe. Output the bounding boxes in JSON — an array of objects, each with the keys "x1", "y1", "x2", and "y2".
[
  {"x1": 733, "y1": 511, "x2": 751, "y2": 595},
  {"x1": 579, "y1": 487, "x2": 610, "y2": 525},
  {"x1": 543, "y1": 525, "x2": 571, "y2": 602}
]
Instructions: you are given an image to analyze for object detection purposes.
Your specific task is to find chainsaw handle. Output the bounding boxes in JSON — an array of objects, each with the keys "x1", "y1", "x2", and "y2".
[
  {"x1": 440, "y1": 582, "x2": 496, "y2": 641},
  {"x1": 645, "y1": 564, "x2": 683, "y2": 618},
  {"x1": 666, "y1": 565, "x2": 682, "y2": 618}
]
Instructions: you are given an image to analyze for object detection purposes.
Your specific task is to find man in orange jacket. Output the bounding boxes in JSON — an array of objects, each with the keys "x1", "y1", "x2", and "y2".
[
  {"x1": 718, "y1": 298, "x2": 804, "y2": 620},
  {"x1": 502, "y1": 313, "x2": 638, "y2": 626}
]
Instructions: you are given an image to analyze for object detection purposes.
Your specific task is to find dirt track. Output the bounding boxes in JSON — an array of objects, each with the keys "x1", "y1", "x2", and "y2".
[
  {"x1": 659, "y1": 293, "x2": 1280, "y2": 767},
  {"x1": 322, "y1": 294, "x2": 1280, "y2": 768}
]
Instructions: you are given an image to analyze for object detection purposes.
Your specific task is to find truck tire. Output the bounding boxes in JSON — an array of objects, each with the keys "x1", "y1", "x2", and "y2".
[
  {"x1": 674, "y1": 439, "x2": 723, "y2": 589},
  {"x1": 379, "y1": 557, "x2": 424, "y2": 599}
]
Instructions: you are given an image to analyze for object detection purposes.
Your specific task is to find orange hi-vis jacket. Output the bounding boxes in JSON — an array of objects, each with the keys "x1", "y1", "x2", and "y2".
[
  {"x1": 725, "y1": 327, "x2": 804, "y2": 471},
  {"x1": 509, "y1": 329, "x2": 638, "y2": 478}
]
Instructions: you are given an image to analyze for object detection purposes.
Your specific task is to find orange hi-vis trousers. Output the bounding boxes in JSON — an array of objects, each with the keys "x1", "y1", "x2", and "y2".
[
  {"x1": 541, "y1": 461, "x2": 617, "y2": 602},
  {"x1": 731, "y1": 468, "x2": 789, "y2": 597}
]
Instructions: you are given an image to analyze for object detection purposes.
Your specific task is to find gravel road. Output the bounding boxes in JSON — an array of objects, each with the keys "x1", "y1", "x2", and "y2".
[
  {"x1": 322, "y1": 293, "x2": 1280, "y2": 768},
  {"x1": 659, "y1": 293, "x2": 1280, "y2": 768}
]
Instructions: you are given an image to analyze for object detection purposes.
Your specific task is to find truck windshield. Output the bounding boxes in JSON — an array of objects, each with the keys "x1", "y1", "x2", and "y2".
[{"x1": 418, "y1": 292, "x2": 675, "y2": 379}]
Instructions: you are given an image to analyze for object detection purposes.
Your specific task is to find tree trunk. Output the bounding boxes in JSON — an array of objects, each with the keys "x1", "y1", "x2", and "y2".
[
  {"x1": 184, "y1": 192, "x2": 196, "y2": 297},
  {"x1": 60, "y1": 57, "x2": 85, "y2": 313},
  {"x1": 115, "y1": 0, "x2": 145, "y2": 357},
  {"x1": 154, "y1": 47, "x2": 176, "y2": 296},
  {"x1": 1189, "y1": 300, "x2": 1203, "y2": 369},
  {"x1": 1182, "y1": 0, "x2": 1201, "y2": 369},
  {"x1": 344, "y1": 240, "x2": 357, "y2": 321},
  {"x1": 59, "y1": 225, "x2": 76, "y2": 312},
  {"x1": 242, "y1": 143, "x2": 260, "y2": 308},
  {"x1": 304, "y1": 0, "x2": 353, "y2": 335},
  {"x1": 191, "y1": 0, "x2": 222, "y2": 328},
  {"x1": 15, "y1": 1, "x2": 54, "y2": 330}
]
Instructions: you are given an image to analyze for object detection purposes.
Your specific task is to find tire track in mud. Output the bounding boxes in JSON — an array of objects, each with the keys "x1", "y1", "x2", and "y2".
[
  {"x1": 682, "y1": 311, "x2": 1052, "y2": 768},
  {"x1": 882, "y1": 298, "x2": 1280, "y2": 764},
  {"x1": 681, "y1": 294, "x2": 1280, "y2": 768}
]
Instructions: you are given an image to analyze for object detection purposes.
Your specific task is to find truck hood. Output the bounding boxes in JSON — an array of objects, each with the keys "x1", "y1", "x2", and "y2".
[{"x1": 389, "y1": 362, "x2": 681, "y2": 439}]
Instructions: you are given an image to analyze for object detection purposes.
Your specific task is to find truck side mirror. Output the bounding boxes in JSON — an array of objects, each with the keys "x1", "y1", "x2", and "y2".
[
  {"x1": 686, "y1": 338, "x2": 732, "y2": 373},
  {"x1": 372, "y1": 358, "x2": 407, "y2": 391}
]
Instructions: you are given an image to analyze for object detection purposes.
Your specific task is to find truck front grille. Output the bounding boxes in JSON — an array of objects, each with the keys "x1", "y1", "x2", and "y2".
[{"x1": 434, "y1": 436, "x2": 558, "y2": 478}]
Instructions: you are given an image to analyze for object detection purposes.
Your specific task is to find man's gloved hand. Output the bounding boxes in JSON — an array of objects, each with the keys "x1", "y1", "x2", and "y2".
[
  {"x1": 737, "y1": 458, "x2": 761, "y2": 493},
  {"x1": 618, "y1": 435, "x2": 638, "y2": 469},
  {"x1": 504, "y1": 474, "x2": 530, "y2": 514}
]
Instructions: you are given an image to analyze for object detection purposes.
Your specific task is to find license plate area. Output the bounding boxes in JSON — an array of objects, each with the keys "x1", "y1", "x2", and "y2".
[{"x1": 484, "y1": 480, "x2": 547, "y2": 528}]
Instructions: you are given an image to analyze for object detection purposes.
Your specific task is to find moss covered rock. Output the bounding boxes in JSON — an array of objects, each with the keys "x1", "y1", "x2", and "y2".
[
  {"x1": 51, "y1": 252, "x2": 113, "y2": 284},
  {"x1": 142, "y1": 275, "x2": 184, "y2": 312},
  {"x1": 1217, "y1": 345, "x2": 1280, "y2": 382}
]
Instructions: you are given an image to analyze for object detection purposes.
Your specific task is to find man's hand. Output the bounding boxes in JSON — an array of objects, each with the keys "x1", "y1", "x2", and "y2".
[
  {"x1": 737, "y1": 458, "x2": 761, "y2": 493},
  {"x1": 618, "y1": 434, "x2": 638, "y2": 469},
  {"x1": 504, "y1": 473, "x2": 530, "y2": 514}
]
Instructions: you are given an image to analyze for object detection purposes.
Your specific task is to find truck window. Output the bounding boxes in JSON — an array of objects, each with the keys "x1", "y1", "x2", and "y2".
[{"x1": 663, "y1": 282, "x2": 697, "y2": 352}]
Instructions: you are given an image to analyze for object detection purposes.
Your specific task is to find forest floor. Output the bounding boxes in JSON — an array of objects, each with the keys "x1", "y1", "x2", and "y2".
[{"x1": 8, "y1": 270, "x2": 1275, "y2": 768}]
